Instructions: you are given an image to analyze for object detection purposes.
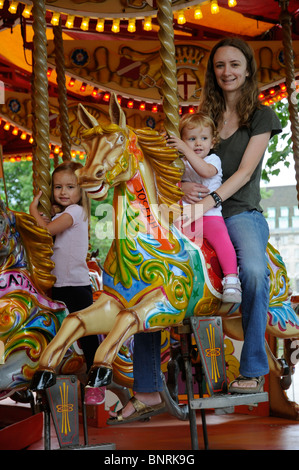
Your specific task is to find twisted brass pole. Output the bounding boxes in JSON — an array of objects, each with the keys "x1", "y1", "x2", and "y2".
[
  {"x1": 279, "y1": 0, "x2": 299, "y2": 205},
  {"x1": 32, "y1": 0, "x2": 51, "y2": 217},
  {"x1": 156, "y1": 0, "x2": 184, "y2": 173},
  {"x1": 53, "y1": 20, "x2": 71, "y2": 161},
  {"x1": 31, "y1": 69, "x2": 38, "y2": 195},
  {"x1": 156, "y1": 0, "x2": 180, "y2": 138}
]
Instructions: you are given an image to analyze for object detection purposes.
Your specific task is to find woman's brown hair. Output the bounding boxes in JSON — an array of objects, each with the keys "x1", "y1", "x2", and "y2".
[{"x1": 199, "y1": 37, "x2": 260, "y2": 129}]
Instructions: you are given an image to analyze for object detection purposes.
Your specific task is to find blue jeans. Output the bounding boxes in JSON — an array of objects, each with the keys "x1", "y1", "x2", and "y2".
[
  {"x1": 133, "y1": 331, "x2": 163, "y2": 393},
  {"x1": 225, "y1": 210, "x2": 270, "y2": 377}
]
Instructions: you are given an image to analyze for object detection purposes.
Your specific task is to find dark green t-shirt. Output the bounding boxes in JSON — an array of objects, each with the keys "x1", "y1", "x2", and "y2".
[{"x1": 216, "y1": 105, "x2": 282, "y2": 218}]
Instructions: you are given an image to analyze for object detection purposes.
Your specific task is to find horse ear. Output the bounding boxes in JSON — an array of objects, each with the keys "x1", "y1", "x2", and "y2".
[
  {"x1": 0, "y1": 197, "x2": 6, "y2": 213},
  {"x1": 109, "y1": 93, "x2": 126, "y2": 128},
  {"x1": 77, "y1": 103, "x2": 99, "y2": 130}
]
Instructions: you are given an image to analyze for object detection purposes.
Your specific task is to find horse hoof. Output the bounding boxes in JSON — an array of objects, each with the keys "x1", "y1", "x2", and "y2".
[
  {"x1": 87, "y1": 366, "x2": 113, "y2": 388},
  {"x1": 30, "y1": 370, "x2": 56, "y2": 391}
]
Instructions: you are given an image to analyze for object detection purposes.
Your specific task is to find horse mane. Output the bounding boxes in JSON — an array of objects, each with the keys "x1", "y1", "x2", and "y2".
[
  {"x1": 133, "y1": 127, "x2": 184, "y2": 209},
  {"x1": 14, "y1": 211, "x2": 57, "y2": 294},
  {"x1": 82, "y1": 123, "x2": 184, "y2": 209}
]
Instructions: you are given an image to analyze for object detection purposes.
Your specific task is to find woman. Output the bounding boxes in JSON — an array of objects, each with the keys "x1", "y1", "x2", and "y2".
[
  {"x1": 108, "y1": 37, "x2": 282, "y2": 423},
  {"x1": 182, "y1": 37, "x2": 281, "y2": 392}
]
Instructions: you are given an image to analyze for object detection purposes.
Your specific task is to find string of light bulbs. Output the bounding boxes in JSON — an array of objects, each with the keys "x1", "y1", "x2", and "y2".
[{"x1": 0, "y1": 1, "x2": 239, "y2": 33}]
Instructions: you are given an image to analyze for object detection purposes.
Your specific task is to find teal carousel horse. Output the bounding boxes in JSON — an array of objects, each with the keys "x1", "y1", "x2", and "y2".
[{"x1": 31, "y1": 94, "x2": 299, "y2": 392}]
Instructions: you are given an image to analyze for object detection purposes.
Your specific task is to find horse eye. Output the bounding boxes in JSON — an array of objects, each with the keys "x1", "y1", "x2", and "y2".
[{"x1": 116, "y1": 134, "x2": 125, "y2": 145}]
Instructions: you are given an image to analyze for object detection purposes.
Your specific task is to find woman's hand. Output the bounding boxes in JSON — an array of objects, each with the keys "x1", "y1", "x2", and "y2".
[{"x1": 181, "y1": 181, "x2": 210, "y2": 204}]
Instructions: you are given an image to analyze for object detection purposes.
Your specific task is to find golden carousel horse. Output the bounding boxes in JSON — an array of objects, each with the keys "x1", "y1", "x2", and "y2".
[{"x1": 31, "y1": 94, "x2": 299, "y2": 393}]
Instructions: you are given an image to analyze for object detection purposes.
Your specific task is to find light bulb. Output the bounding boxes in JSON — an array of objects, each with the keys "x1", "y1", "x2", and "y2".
[
  {"x1": 22, "y1": 4, "x2": 33, "y2": 18},
  {"x1": 211, "y1": 0, "x2": 219, "y2": 14},
  {"x1": 66, "y1": 15, "x2": 75, "y2": 29},
  {"x1": 177, "y1": 10, "x2": 186, "y2": 25},
  {"x1": 194, "y1": 7, "x2": 203, "y2": 20},
  {"x1": 8, "y1": 1, "x2": 19, "y2": 14},
  {"x1": 96, "y1": 18, "x2": 105, "y2": 32},
  {"x1": 81, "y1": 17, "x2": 89, "y2": 31},
  {"x1": 111, "y1": 18, "x2": 120, "y2": 33},
  {"x1": 143, "y1": 16, "x2": 152, "y2": 31},
  {"x1": 128, "y1": 18, "x2": 136, "y2": 33},
  {"x1": 51, "y1": 12, "x2": 60, "y2": 26}
]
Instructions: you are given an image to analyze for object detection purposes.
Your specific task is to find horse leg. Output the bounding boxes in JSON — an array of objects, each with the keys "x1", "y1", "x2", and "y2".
[
  {"x1": 31, "y1": 294, "x2": 122, "y2": 390},
  {"x1": 87, "y1": 307, "x2": 142, "y2": 387},
  {"x1": 86, "y1": 289, "x2": 166, "y2": 388}
]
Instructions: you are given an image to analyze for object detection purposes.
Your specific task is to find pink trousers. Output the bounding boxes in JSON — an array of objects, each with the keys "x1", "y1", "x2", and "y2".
[{"x1": 183, "y1": 215, "x2": 238, "y2": 276}]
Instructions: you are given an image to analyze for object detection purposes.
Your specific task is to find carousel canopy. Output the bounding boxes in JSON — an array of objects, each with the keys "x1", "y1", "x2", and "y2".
[{"x1": 0, "y1": 0, "x2": 298, "y2": 159}]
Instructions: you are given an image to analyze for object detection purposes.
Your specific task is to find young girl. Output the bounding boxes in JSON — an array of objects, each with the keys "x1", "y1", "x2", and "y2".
[
  {"x1": 29, "y1": 161, "x2": 100, "y2": 403},
  {"x1": 167, "y1": 112, "x2": 242, "y2": 304}
]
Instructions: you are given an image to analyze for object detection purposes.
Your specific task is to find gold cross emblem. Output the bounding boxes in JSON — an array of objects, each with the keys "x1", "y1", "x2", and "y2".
[
  {"x1": 56, "y1": 382, "x2": 74, "y2": 435},
  {"x1": 205, "y1": 323, "x2": 221, "y2": 383}
]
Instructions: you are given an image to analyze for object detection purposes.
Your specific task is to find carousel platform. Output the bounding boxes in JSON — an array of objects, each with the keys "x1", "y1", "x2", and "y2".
[
  {"x1": 1, "y1": 392, "x2": 299, "y2": 451},
  {"x1": 25, "y1": 408, "x2": 299, "y2": 451}
]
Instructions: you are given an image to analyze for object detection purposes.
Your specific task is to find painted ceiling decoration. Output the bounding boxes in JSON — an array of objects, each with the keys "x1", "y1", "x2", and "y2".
[{"x1": 0, "y1": 0, "x2": 298, "y2": 160}]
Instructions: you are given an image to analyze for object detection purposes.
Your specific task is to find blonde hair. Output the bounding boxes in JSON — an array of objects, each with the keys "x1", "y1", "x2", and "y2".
[
  {"x1": 179, "y1": 112, "x2": 220, "y2": 148},
  {"x1": 51, "y1": 161, "x2": 90, "y2": 221}
]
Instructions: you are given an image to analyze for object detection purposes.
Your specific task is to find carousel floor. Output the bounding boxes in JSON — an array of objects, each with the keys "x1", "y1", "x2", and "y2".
[{"x1": 25, "y1": 409, "x2": 299, "y2": 451}]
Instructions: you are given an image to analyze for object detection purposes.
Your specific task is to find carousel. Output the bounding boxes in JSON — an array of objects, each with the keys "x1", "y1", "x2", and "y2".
[{"x1": 0, "y1": 0, "x2": 299, "y2": 451}]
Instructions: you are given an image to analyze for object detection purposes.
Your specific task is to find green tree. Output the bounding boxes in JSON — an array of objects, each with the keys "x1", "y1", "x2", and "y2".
[
  {"x1": 0, "y1": 160, "x2": 37, "y2": 212},
  {"x1": 261, "y1": 96, "x2": 298, "y2": 182}
]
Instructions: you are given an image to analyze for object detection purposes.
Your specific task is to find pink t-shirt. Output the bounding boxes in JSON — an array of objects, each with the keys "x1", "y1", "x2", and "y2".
[{"x1": 52, "y1": 204, "x2": 90, "y2": 287}]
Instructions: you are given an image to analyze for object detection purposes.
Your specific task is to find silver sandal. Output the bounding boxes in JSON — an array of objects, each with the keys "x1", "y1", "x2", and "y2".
[{"x1": 229, "y1": 375, "x2": 265, "y2": 394}]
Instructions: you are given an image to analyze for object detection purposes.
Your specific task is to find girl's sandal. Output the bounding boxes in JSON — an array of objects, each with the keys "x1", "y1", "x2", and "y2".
[{"x1": 228, "y1": 375, "x2": 265, "y2": 394}]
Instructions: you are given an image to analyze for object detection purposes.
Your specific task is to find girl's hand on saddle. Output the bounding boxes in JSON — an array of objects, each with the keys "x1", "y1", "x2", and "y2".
[{"x1": 181, "y1": 182, "x2": 209, "y2": 204}]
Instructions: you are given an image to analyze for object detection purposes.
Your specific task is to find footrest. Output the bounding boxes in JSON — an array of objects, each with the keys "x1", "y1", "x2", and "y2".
[
  {"x1": 189, "y1": 316, "x2": 227, "y2": 394},
  {"x1": 46, "y1": 375, "x2": 80, "y2": 448},
  {"x1": 190, "y1": 392, "x2": 268, "y2": 410}
]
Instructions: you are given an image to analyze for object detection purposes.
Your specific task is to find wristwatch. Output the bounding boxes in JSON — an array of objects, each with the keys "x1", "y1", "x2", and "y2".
[{"x1": 210, "y1": 191, "x2": 222, "y2": 208}]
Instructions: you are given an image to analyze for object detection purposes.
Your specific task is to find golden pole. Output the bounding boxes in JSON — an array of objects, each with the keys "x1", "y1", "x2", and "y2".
[
  {"x1": 32, "y1": 0, "x2": 51, "y2": 217},
  {"x1": 156, "y1": 0, "x2": 184, "y2": 173},
  {"x1": 53, "y1": 19, "x2": 71, "y2": 161},
  {"x1": 156, "y1": 0, "x2": 180, "y2": 138}
]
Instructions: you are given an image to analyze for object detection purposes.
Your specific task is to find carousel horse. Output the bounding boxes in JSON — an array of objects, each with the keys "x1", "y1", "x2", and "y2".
[
  {"x1": 0, "y1": 201, "x2": 86, "y2": 399},
  {"x1": 31, "y1": 94, "x2": 299, "y2": 392}
]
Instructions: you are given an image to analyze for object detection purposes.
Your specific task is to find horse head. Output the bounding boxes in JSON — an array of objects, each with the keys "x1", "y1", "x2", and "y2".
[{"x1": 76, "y1": 94, "x2": 139, "y2": 201}]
